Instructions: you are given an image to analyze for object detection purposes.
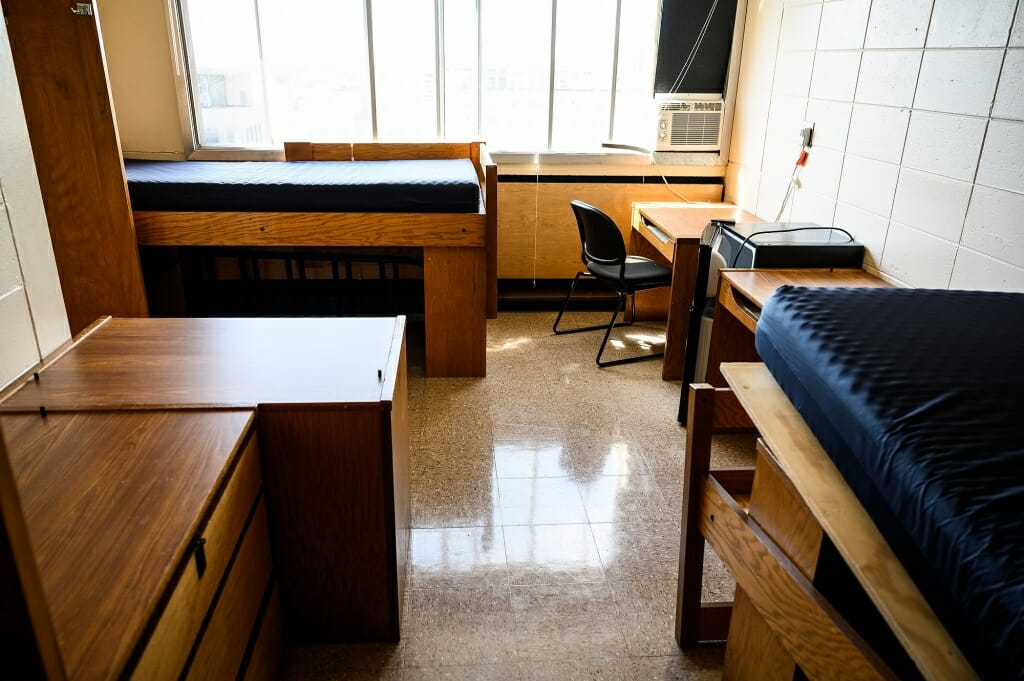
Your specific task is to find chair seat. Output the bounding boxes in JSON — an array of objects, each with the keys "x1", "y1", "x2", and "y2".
[{"x1": 589, "y1": 256, "x2": 672, "y2": 288}]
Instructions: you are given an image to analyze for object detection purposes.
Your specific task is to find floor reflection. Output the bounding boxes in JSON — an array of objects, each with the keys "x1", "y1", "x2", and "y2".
[{"x1": 282, "y1": 312, "x2": 751, "y2": 680}]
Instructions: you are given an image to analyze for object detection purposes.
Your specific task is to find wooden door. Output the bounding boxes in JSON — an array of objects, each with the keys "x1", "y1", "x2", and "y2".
[{"x1": 4, "y1": 0, "x2": 148, "y2": 334}]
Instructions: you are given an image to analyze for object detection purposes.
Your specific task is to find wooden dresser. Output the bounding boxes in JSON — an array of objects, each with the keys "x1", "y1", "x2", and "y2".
[
  {"x1": 1, "y1": 315, "x2": 410, "y2": 664},
  {"x1": 1, "y1": 409, "x2": 282, "y2": 680}
]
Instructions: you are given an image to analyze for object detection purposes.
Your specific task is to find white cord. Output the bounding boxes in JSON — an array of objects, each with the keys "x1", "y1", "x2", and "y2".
[
  {"x1": 602, "y1": 1, "x2": 723, "y2": 204},
  {"x1": 665, "y1": 0, "x2": 721, "y2": 96},
  {"x1": 654, "y1": 0, "x2": 721, "y2": 204},
  {"x1": 773, "y1": 160, "x2": 803, "y2": 222}
]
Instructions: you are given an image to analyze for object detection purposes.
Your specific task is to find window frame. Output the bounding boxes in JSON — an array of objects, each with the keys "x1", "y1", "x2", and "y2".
[{"x1": 164, "y1": 0, "x2": 747, "y2": 162}]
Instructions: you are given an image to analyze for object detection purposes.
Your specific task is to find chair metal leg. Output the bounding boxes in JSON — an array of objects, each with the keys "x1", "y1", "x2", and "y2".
[
  {"x1": 553, "y1": 272, "x2": 633, "y2": 336},
  {"x1": 596, "y1": 292, "x2": 666, "y2": 368}
]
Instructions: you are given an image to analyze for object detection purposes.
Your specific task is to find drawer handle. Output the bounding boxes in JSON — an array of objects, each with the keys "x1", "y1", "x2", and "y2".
[{"x1": 192, "y1": 537, "x2": 208, "y2": 578}]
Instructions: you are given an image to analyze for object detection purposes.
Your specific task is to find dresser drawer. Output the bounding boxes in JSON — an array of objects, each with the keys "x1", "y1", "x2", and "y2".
[
  {"x1": 132, "y1": 434, "x2": 262, "y2": 680},
  {"x1": 185, "y1": 496, "x2": 274, "y2": 681},
  {"x1": 241, "y1": 583, "x2": 284, "y2": 681}
]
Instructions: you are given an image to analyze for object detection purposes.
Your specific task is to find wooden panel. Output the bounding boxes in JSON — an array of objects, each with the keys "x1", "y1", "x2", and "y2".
[
  {"x1": 310, "y1": 144, "x2": 355, "y2": 161},
  {"x1": 132, "y1": 434, "x2": 263, "y2": 681},
  {"x1": 748, "y1": 441, "x2": 823, "y2": 576},
  {"x1": 386, "y1": 340, "x2": 411, "y2": 614},
  {"x1": 282, "y1": 142, "x2": 314, "y2": 160},
  {"x1": 723, "y1": 590, "x2": 793, "y2": 681},
  {"x1": 662, "y1": 241, "x2": 699, "y2": 381},
  {"x1": 721, "y1": 363, "x2": 978, "y2": 681},
  {"x1": 627, "y1": 228, "x2": 672, "y2": 321},
  {"x1": 258, "y1": 405, "x2": 401, "y2": 641},
  {"x1": 723, "y1": 441, "x2": 825, "y2": 681},
  {"x1": 423, "y1": 246, "x2": 487, "y2": 377},
  {"x1": 705, "y1": 278, "x2": 761, "y2": 387},
  {"x1": 676, "y1": 384, "x2": 715, "y2": 647},
  {"x1": 484, "y1": 158, "x2": 499, "y2": 318},
  {"x1": 701, "y1": 477, "x2": 897, "y2": 681},
  {"x1": 1, "y1": 317, "x2": 401, "y2": 411},
  {"x1": 722, "y1": 268, "x2": 891, "y2": 309},
  {"x1": 133, "y1": 211, "x2": 487, "y2": 248},
  {"x1": 497, "y1": 181, "x2": 722, "y2": 279},
  {"x1": 717, "y1": 274, "x2": 761, "y2": 334},
  {"x1": 240, "y1": 584, "x2": 283, "y2": 681},
  {"x1": 352, "y1": 142, "x2": 474, "y2": 160},
  {"x1": 3, "y1": 409, "x2": 254, "y2": 681},
  {"x1": 0, "y1": 423, "x2": 65, "y2": 680},
  {"x1": 5, "y1": 0, "x2": 148, "y2": 334},
  {"x1": 639, "y1": 204, "x2": 758, "y2": 241},
  {"x1": 185, "y1": 498, "x2": 274, "y2": 681}
]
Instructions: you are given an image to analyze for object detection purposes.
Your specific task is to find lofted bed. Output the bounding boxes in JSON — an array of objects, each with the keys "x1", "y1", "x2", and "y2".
[
  {"x1": 128, "y1": 141, "x2": 498, "y2": 378},
  {"x1": 676, "y1": 286, "x2": 1024, "y2": 681}
]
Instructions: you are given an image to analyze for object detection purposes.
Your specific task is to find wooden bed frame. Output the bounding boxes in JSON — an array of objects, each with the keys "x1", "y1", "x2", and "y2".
[
  {"x1": 675, "y1": 363, "x2": 979, "y2": 681},
  {"x1": 131, "y1": 141, "x2": 498, "y2": 378}
]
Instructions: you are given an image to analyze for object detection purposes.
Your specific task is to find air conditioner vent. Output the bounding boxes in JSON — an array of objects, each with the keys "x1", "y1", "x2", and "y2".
[
  {"x1": 655, "y1": 96, "x2": 724, "y2": 151},
  {"x1": 670, "y1": 112, "x2": 721, "y2": 145}
]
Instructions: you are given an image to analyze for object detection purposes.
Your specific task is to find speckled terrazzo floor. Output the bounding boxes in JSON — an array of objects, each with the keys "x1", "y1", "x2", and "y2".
[{"x1": 281, "y1": 311, "x2": 756, "y2": 680}]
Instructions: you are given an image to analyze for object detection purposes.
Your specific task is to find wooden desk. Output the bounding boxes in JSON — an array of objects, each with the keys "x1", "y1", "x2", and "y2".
[
  {"x1": 1, "y1": 317, "x2": 410, "y2": 643},
  {"x1": 629, "y1": 203, "x2": 759, "y2": 381},
  {"x1": 705, "y1": 269, "x2": 891, "y2": 387}
]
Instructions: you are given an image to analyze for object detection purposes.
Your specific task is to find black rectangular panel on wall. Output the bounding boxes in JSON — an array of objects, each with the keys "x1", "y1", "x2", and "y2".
[{"x1": 654, "y1": 0, "x2": 739, "y2": 94}]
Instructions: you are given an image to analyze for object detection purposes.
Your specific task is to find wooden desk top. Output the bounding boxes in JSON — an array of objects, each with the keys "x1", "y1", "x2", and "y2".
[
  {"x1": 637, "y1": 203, "x2": 760, "y2": 243},
  {"x1": 1, "y1": 316, "x2": 406, "y2": 412},
  {"x1": 721, "y1": 363, "x2": 975, "y2": 681},
  {"x1": 722, "y1": 268, "x2": 891, "y2": 308},
  {"x1": 2, "y1": 409, "x2": 255, "y2": 681}
]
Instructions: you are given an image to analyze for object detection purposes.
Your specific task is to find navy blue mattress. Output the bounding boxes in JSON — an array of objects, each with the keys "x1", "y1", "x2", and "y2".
[
  {"x1": 755, "y1": 287, "x2": 1024, "y2": 681},
  {"x1": 124, "y1": 159, "x2": 481, "y2": 213}
]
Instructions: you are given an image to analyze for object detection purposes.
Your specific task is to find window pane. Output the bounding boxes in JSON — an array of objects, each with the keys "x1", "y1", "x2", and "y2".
[
  {"x1": 373, "y1": 0, "x2": 438, "y2": 140},
  {"x1": 257, "y1": 0, "x2": 372, "y2": 142},
  {"x1": 442, "y1": 0, "x2": 479, "y2": 139},
  {"x1": 549, "y1": 0, "x2": 617, "y2": 151},
  {"x1": 185, "y1": 0, "x2": 271, "y2": 146},
  {"x1": 612, "y1": 0, "x2": 659, "y2": 146},
  {"x1": 480, "y1": 0, "x2": 552, "y2": 151}
]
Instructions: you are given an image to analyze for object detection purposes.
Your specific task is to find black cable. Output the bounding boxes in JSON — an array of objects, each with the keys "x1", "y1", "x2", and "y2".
[{"x1": 728, "y1": 226, "x2": 856, "y2": 268}]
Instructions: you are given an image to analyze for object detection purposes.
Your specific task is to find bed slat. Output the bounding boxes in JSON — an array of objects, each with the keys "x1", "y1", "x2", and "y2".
[
  {"x1": 134, "y1": 211, "x2": 487, "y2": 248},
  {"x1": 701, "y1": 476, "x2": 897, "y2": 681}
]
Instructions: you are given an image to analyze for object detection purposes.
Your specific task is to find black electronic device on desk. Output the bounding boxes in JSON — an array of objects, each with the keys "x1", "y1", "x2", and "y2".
[
  {"x1": 679, "y1": 221, "x2": 865, "y2": 424},
  {"x1": 714, "y1": 221, "x2": 864, "y2": 268}
]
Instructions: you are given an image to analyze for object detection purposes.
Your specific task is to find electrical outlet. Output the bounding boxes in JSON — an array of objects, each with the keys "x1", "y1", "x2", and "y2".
[{"x1": 799, "y1": 121, "x2": 815, "y2": 148}]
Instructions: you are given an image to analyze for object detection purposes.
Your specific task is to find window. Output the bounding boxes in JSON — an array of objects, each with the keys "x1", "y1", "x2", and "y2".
[{"x1": 178, "y1": 0, "x2": 662, "y2": 152}]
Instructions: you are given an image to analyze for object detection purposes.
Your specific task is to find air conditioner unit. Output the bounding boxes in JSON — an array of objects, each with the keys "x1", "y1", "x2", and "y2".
[{"x1": 655, "y1": 95, "x2": 724, "y2": 152}]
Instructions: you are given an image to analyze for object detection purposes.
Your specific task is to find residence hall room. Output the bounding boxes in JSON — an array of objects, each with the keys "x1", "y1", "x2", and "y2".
[{"x1": 1, "y1": 0, "x2": 1023, "y2": 680}]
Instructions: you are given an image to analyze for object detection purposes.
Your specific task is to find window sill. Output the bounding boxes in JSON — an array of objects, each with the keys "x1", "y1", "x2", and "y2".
[
  {"x1": 126, "y1": 146, "x2": 726, "y2": 178},
  {"x1": 495, "y1": 151, "x2": 726, "y2": 177}
]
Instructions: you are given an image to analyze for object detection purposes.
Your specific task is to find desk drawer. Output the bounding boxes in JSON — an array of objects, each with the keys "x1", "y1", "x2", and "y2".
[
  {"x1": 131, "y1": 435, "x2": 263, "y2": 681},
  {"x1": 185, "y1": 497, "x2": 274, "y2": 681},
  {"x1": 718, "y1": 280, "x2": 760, "y2": 334}
]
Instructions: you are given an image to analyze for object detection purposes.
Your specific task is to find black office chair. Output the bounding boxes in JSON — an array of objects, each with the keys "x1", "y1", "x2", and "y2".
[{"x1": 553, "y1": 200, "x2": 673, "y2": 367}]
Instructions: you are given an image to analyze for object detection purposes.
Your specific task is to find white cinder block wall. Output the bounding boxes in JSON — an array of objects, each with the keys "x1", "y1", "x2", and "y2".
[
  {"x1": 0, "y1": 22, "x2": 70, "y2": 390},
  {"x1": 726, "y1": 0, "x2": 1024, "y2": 290}
]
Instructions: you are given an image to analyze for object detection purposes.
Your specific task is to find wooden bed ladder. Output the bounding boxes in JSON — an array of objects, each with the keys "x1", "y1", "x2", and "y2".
[{"x1": 675, "y1": 383, "x2": 903, "y2": 681}]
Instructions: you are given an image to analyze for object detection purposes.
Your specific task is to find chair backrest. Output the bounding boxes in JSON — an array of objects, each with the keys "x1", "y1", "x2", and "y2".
[{"x1": 569, "y1": 200, "x2": 626, "y2": 267}]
